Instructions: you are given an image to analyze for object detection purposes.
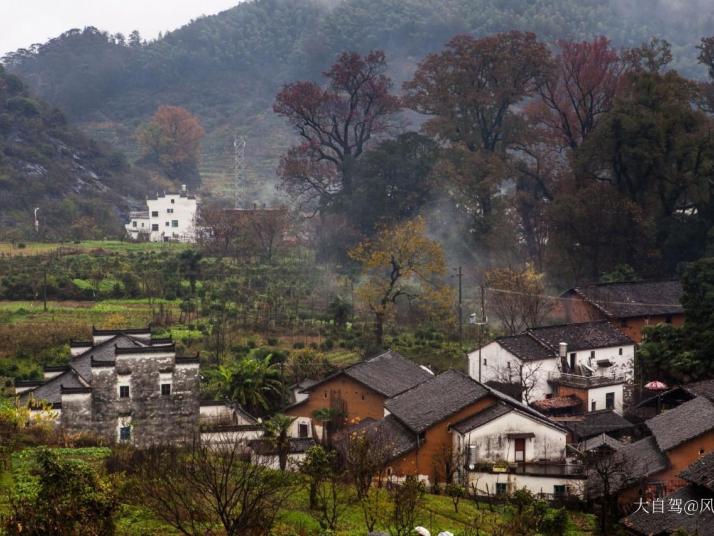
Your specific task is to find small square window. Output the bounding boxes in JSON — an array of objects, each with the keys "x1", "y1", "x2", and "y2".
[
  {"x1": 161, "y1": 383, "x2": 171, "y2": 396},
  {"x1": 151, "y1": 224, "x2": 159, "y2": 231},
  {"x1": 172, "y1": 220, "x2": 179, "y2": 228},
  {"x1": 119, "y1": 426, "x2": 131, "y2": 441},
  {"x1": 167, "y1": 208, "x2": 174, "y2": 214},
  {"x1": 119, "y1": 385, "x2": 130, "y2": 399},
  {"x1": 151, "y1": 211, "x2": 159, "y2": 217},
  {"x1": 132, "y1": 221, "x2": 137, "y2": 227},
  {"x1": 496, "y1": 483, "x2": 507, "y2": 496},
  {"x1": 554, "y1": 485, "x2": 566, "y2": 497},
  {"x1": 165, "y1": 221, "x2": 170, "y2": 226}
]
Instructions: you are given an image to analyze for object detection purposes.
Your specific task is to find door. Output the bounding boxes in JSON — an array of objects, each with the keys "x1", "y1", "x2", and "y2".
[{"x1": 514, "y1": 438, "x2": 525, "y2": 462}]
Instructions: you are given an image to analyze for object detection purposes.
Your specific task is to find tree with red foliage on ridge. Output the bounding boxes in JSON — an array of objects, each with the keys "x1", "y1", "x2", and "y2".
[
  {"x1": 533, "y1": 36, "x2": 625, "y2": 151},
  {"x1": 274, "y1": 50, "x2": 401, "y2": 213}
]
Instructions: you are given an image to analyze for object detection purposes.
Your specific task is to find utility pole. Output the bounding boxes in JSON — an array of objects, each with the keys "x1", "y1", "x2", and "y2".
[
  {"x1": 233, "y1": 133, "x2": 246, "y2": 209},
  {"x1": 43, "y1": 263, "x2": 47, "y2": 312},
  {"x1": 479, "y1": 282, "x2": 485, "y2": 382},
  {"x1": 457, "y1": 266, "x2": 463, "y2": 346}
]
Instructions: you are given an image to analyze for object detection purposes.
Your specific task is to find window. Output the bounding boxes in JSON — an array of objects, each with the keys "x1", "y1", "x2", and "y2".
[
  {"x1": 569, "y1": 353, "x2": 576, "y2": 370},
  {"x1": 554, "y1": 485, "x2": 566, "y2": 498},
  {"x1": 119, "y1": 385, "x2": 130, "y2": 399},
  {"x1": 324, "y1": 391, "x2": 327, "y2": 398},
  {"x1": 514, "y1": 438, "x2": 525, "y2": 462},
  {"x1": 606, "y1": 392, "x2": 615, "y2": 410},
  {"x1": 298, "y1": 423, "x2": 309, "y2": 438},
  {"x1": 132, "y1": 221, "x2": 137, "y2": 227},
  {"x1": 151, "y1": 211, "x2": 159, "y2": 217},
  {"x1": 171, "y1": 198, "x2": 175, "y2": 204},
  {"x1": 590, "y1": 350, "x2": 595, "y2": 360},
  {"x1": 172, "y1": 220, "x2": 179, "y2": 228},
  {"x1": 161, "y1": 383, "x2": 171, "y2": 396},
  {"x1": 619, "y1": 348, "x2": 623, "y2": 355},
  {"x1": 545, "y1": 393, "x2": 553, "y2": 399},
  {"x1": 591, "y1": 400, "x2": 597, "y2": 411},
  {"x1": 496, "y1": 483, "x2": 507, "y2": 496},
  {"x1": 165, "y1": 221, "x2": 170, "y2": 226},
  {"x1": 665, "y1": 315, "x2": 673, "y2": 324},
  {"x1": 483, "y1": 358, "x2": 487, "y2": 366},
  {"x1": 167, "y1": 208, "x2": 174, "y2": 214},
  {"x1": 151, "y1": 224, "x2": 159, "y2": 231},
  {"x1": 119, "y1": 426, "x2": 131, "y2": 442}
]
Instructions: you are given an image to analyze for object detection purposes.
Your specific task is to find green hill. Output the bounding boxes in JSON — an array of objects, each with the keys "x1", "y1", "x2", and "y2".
[
  {"x1": 3, "y1": 0, "x2": 713, "y2": 202},
  {"x1": 0, "y1": 65, "x2": 160, "y2": 240}
]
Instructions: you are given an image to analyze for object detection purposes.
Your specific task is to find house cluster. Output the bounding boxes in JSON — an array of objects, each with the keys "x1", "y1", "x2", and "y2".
[
  {"x1": 125, "y1": 186, "x2": 198, "y2": 242},
  {"x1": 13, "y1": 280, "x2": 714, "y2": 532}
]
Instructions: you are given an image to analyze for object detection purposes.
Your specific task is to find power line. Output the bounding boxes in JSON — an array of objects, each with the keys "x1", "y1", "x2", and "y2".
[{"x1": 481, "y1": 286, "x2": 681, "y2": 308}]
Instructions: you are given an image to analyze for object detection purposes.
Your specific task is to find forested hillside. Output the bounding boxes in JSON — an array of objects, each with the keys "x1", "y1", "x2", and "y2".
[
  {"x1": 3, "y1": 0, "x2": 712, "y2": 201},
  {"x1": 0, "y1": 65, "x2": 164, "y2": 240}
]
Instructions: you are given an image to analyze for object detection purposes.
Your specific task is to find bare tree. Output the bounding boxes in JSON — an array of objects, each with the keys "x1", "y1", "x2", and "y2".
[
  {"x1": 484, "y1": 264, "x2": 551, "y2": 335},
  {"x1": 134, "y1": 435, "x2": 294, "y2": 536},
  {"x1": 581, "y1": 446, "x2": 633, "y2": 535},
  {"x1": 493, "y1": 361, "x2": 544, "y2": 404},
  {"x1": 389, "y1": 476, "x2": 425, "y2": 536},
  {"x1": 335, "y1": 420, "x2": 396, "y2": 499}
]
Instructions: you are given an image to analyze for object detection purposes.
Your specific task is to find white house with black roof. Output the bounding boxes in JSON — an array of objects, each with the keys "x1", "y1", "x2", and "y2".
[
  {"x1": 15, "y1": 327, "x2": 202, "y2": 447},
  {"x1": 469, "y1": 321, "x2": 634, "y2": 412}
]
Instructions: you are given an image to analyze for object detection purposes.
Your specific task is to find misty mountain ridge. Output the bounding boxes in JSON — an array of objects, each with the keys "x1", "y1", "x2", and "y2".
[{"x1": 2, "y1": 0, "x2": 714, "y2": 220}]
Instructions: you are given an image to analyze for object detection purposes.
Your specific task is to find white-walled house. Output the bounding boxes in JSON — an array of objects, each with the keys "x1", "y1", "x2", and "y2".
[
  {"x1": 125, "y1": 187, "x2": 198, "y2": 242},
  {"x1": 452, "y1": 401, "x2": 586, "y2": 498},
  {"x1": 468, "y1": 321, "x2": 634, "y2": 413}
]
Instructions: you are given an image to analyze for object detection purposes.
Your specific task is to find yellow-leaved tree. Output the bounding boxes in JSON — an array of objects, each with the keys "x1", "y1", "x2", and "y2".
[{"x1": 349, "y1": 217, "x2": 453, "y2": 346}]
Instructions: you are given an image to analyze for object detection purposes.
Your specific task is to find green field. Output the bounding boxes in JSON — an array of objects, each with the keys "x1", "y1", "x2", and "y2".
[{"x1": 0, "y1": 240, "x2": 189, "y2": 257}]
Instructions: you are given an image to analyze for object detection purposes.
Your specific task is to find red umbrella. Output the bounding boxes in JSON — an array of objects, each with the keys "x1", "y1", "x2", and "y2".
[{"x1": 645, "y1": 380, "x2": 668, "y2": 391}]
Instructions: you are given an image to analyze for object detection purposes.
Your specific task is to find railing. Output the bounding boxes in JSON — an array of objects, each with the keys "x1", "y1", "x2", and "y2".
[
  {"x1": 468, "y1": 461, "x2": 587, "y2": 478},
  {"x1": 548, "y1": 371, "x2": 625, "y2": 387}
]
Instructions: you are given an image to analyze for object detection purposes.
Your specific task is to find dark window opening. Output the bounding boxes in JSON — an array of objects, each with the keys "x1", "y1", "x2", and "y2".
[
  {"x1": 483, "y1": 358, "x2": 487, "y2": 366},
  {"x1": 298, "y1": 423, "x2": 309, "y2": 438},
  {"x1": 606, "y1": 392, "x2": 615, "y2": 410},
  {"x1": 496, "y1": 483, "x2": 507, "y2": 496},
  {"x1": 569, "y1": 353, "x2": 576, "y2": 370},
  {"x1": 119, "y1": 385, "x2": 130, "y2": 399},
  {"x1": 151, "y1": 224, "x2": 159, "y2": 231},
  {"x1": 119, "y1": 426, "x2": 131, "y2": 441},
  {"x1": 171, "y1": 198, "x2": 175, "y2": 204},
  {"x1": 514, "y1": 438, "x2": 525, "y2": 462},
  {"x1": 172, "y1": 220, "x2": 179, "y2": 228},
  {"x1": 161, "y1": 383, "x2": 171, "y2": 396},
  {"x1": 591, "y1": 401, "x2": 596, "y2": 412},
  {"x1": 619, "y1": 348, "x2": 623, "y2": 355},
  {"x1": 151, "y1": 211, "x2": 158, "y2": 217},
  {"x1": 554, "y1": 485, "x2": 566, "y2": 497},
  {"x1": 665, "y1": 315, "x2": 673, "y2": 324}
]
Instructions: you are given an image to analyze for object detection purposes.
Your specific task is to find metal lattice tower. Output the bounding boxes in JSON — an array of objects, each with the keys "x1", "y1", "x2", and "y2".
[{"x1": 233, "y1": 133, "x2": 247, "y2": 209}]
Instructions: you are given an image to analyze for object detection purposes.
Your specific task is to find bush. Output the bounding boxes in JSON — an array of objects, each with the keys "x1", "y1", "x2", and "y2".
[{"x1": 293, "y1": 342, "x2": 305, "y2": 349}]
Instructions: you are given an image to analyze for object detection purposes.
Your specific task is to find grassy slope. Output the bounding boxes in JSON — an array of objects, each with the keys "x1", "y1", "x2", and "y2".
[
  {"x1": 0, "y1": 240, "x2": 189, "y2": 256},
  {"x1": 0, "y1": 447, "x2": 595, "y2": 536}
]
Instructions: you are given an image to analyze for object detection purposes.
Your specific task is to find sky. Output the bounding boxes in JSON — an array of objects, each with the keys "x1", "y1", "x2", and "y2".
[{"x1": 0, "y1": 0, "x2": 242, "y2": 56}]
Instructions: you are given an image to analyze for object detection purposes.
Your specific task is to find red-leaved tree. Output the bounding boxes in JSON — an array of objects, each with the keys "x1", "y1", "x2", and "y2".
[
  {"x1": 274, "y1": 51, "x2": 401, "y2": 212},
  {"x1": 534, "y1": 36, "x2": 625, "y2": 150}
]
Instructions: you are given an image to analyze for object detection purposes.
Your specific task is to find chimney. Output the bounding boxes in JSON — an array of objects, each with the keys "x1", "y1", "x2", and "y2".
[
  {"x1": 559, "y1": 342, "x2": 567, "y2": 358},
  {"x1": 181, "y1": 184, "x2": 187, "y2": 193}
]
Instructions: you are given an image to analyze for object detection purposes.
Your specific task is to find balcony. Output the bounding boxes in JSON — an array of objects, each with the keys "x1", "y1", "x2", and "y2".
[
  {"x1": 468, "y1": 461, "x2": 587, "y2": 479},
  {"x1": 548, "y1": 371, "x2": 625, "y2": 388}
]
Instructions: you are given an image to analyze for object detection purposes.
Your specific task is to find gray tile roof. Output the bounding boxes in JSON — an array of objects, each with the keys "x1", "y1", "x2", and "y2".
[
  {"x1": 301, "y1": 350, "x2": 432, "y2": 399},
  {"x1": 527, "y1": 321, "x2": 633, "y2": 352},
  {"x1": 496, "y1": 333, "x2": 554, "y2": 361},
  {"x1": 344, "y1": 350, "x2": 433, "y2": 397},
  {"x1": 646, "y1": 396, "x2": 714, "y2": 452},
  {"x1": 340, "y1": 415, "x2": 418, "y2": 460},
  {"x1": 580, "y1": 433, "x2": 624, "y2": 453},
  {"x1": 680, "y1": 451, "x2": 714, "y2": 492},
  {"x1": 569, "y1": 280, "x2": 684, "y2": 319},
  {"x1": 622, "y1": 484, "x2": 714, "y2": 536},
  {"x1": 564, "y1": 410, "x2": 634, "y2": 440},
  {"x1": 496, "y1": 321, "x2": 632, "y2": 361},
  {"x1": 19, "y1": 368, "x2": 86, "y2": 405},
  {"x1": 451, "y1": 402, "x2": 511, "y2": 434},
  {"x1": 384, "y1": 370, "x2": 490, "y2": 433},
  {"x1": 684, "y1": 379, "x2": 714, "y2": 401}
]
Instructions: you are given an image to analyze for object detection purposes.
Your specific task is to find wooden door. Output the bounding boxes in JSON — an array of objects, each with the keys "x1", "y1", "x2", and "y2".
[{"x1": 514, "y1": 438, "x2": 525, "y2": 462}]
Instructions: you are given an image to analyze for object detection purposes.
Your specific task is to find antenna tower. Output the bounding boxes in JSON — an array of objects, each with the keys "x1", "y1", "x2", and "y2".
[{"x1": 233, "y1": 133, "x2": 247, "y2": 209}]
